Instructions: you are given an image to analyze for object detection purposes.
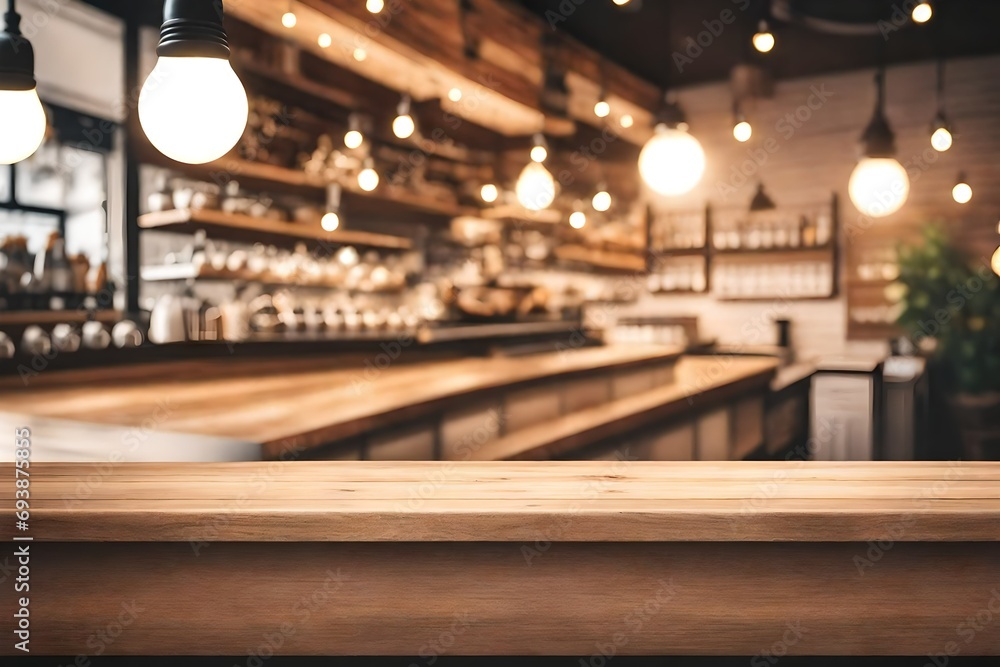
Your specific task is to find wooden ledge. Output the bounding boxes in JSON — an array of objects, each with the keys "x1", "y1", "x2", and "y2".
[{"x1": 8, "y1": 461, "x2": 999, "y2": 543}]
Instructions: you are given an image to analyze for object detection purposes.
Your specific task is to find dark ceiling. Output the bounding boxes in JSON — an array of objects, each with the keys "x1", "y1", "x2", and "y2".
[{"x1": 519, "y1": 0, "x2": 1000, "y2": 89}]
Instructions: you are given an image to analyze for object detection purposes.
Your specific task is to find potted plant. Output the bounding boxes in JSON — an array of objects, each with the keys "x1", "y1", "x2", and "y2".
[{"x1": 892, "y1": 224, "x2": 1000, "y2": 459}]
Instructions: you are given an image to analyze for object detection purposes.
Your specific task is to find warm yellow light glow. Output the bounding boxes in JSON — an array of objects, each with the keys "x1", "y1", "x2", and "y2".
[
  {"x1": 638, "y1": 125, "x2": 706, "y2": 197},
  {"x1": 367, "y1": 0, "x2": 385, "y2": 13},
  {"x1": 344, "y1": 129, "x2": 364, "y2": 149},
  {"x1": 318, "y1": 33, "x2": 332, "y2": 48},
  {"x1": 592, "y1": 190, "x2": 612, "y2": 212},
  {"x1": 515, "y1": 161, "x2": 556, "y2": 211},
  {"x1": 619, "y1": 114, "x2": 634, "y2": 128},
  {"x1": 353, "y1": 47, "x2": 367, "y2": 61},
  {"x1": 0, "y1": 88, "x2": 46, "y2": 165},
  {"x1": 594, "y1": 100, "x2": 610, "y2": 118},
  {"x1": 992, "y1": 246, "x2": 1000, "y2": 277},
  {"x1": 138, "y1": 57, "x2": 249, "y2": 165},
  {"x1": 953, "y1": 181, "x2": 972, "y2": 204},
  {"x1": 931, "y1": 126, "x2": 952, "y2": 152},
  {"x1": 733, "y1": 120, "x2": 752, "y2": 142},
  {"x1": 358, "y1": 166, "x2": 380, "y2": 191},
  {"x1": 448, "y1": 87, "x2": 463, "y2": 102},
  {"x1": 392, "y1": 114, "x2": 415, "y2": 139},
  {"x1": 753, "y1": 31, "x2": 775, "y2": 53},
  {"x1": 321, "y1": 211, "x2": 340, "y2": 231},
  {"x1": 612, "y1": 0, "x2": 631, "y2": 6},
  {"x1": 281, "y1": 11, "x2": 297, "y2": 28},
  {"x1": 530, "y1": 144, "x2": 548, "y2": 163},
  {"x1": 912, "y1": 2, "x2": 932, "y2": 23},
  {"x1": 480, "y1": 183, "x2": 499, "y2": 203},
  {"x1": 848, "y1": 157, "x2": 910, "y2": 218},
  {"x1": 569, "y1": 211, "x2": 587, "y2": 228}
]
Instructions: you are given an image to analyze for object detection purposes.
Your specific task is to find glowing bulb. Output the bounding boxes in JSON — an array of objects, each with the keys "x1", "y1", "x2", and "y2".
[
  {"x1": 912, "y1": 2, "x2": 932, "y2": 23},
  {"x1": 344, "y1": 129, "x2": 364, "y2": 149},
  {"x1": 569, "y1": 211, "x2": 587, "y2": 229},
  {"x1": 353, "y1": 48, "x2": 367, "y2": 62},
  {"x1": 848, "y1": 157, "x2": 910, "y2": 218},
  {"x1": 448, "y1": 88, "x2": 463, "y2": 102},
  {"x1": 733, "y1": 120, "x2": 752, "y2": 142},
  {"x1": 530, "y1": 144, "x2": 548, "y2": 163},
  {"x1": 953, "y1": 181, "x2": 972, "y2": 204},
  {"x1": 612, "y1": 0, "x2": 631, "y2": 5},
  {"x1": 480, "y1": 183, "x2": 499, "y2": 203},
  {"x1": 321, "y1": 211, "x2": 340, "y2": 231},
  {"x1": 138, "y1": 57, "x2": 249, "y2": 165},
  {"x1": 393, "y1": 114, "x2": 415, "y2": 139},
  {"x1": 0, "y1": 89, "x2": 46, "y2": 165},
  {"x1": 318, "y1": 33, "x2": 332, "y2": 48},
  {"x1": 638, "y1": 125, "x2": 706, "y2": 197},
  {"x1": 931, "y1": 126, "x2": 952, "y2": 152},
  {"x1": 992, "y1": 246, "x2": 1000, "y2": 277},
  {"x1": 619, "y1": 114, "x2": 634, "y2": 128},
  {"x1": 358, "y1": 166, "x2": 379, "y2": 191},
  {"x1": 515, "y1": 161, "x2": 556, "y2": 211},
  {"x1": 281, "y1": 11, "x2": 297, "y2": 28},
  {"x1": 592, "y1": 190, "x2": 612, "y2": 212},
  {"x1": 753, "y1": 30, "x2": 775, "y2": 53},
  {"x1": 367, "y1": 0, "x2": 385, "y2": 13},
  {"x1": 594, "y1": 100, "x2": 610, "y2": 118}
]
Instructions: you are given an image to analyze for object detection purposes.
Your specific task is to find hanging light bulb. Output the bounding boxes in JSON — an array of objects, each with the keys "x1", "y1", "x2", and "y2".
[
  {"x1": 929, "y1": 61, "x2": 953, "y2": 152},
  {"x1": 594, "y1": 98, "x2": 610, "y2": 119},
  {"x1": 344, "y1": 114, "x2": 364, "y2": 149},
  {"x1": 480, "y1": 183, "x2": 499, "y2": 203},
  {"x1": 281, "y1": 1, "x2": 297, "y2": 28},
  {"x1": 318, "y1": 33, "x2": 332, "y2": 49},
  {"x1": 515, "y1": 162, "x2": 556, "y2": 211},
  {"x1": 639, "y1": 92, "x2": 705, "y2": 196},
  {"x1": 530, "y1": 133, "x2": 548, "y2": 163},
  {"x1": 0, "y1": 3, "x2": 47, "y2": 165},
  {"x1": 367, "y1": 0, "x2": 385, "y2": 13},
  {"x1": 732, "y1": 104, "x2": 752, "y2": 142},
  {"x1": 752, "y1": 20, "x2": 775, "y2": 53},
  {"x1": 357, "y1": 157, "x2": 379, "y2": 192},
  {"x1": 592, "y1": 186, "x2": 612, "y2": 212},
  {"x1": 321, "y1": 183, "x2": 342, "y2": 231},
  {"x1": 353, "y1": 47, "x2": 367, "y2": 62},
  {"x1": 619, "y1": 114, "x2": 634, "y2": 129},
  {"x1": 848, "y1": 69, "x2": 909, "y2": 218},
  {"x1": 912, "y1": 2, "x2": 932, "y2": 23},
  {"x1": 952, "y1": 173, "x2": 972, "y2": 204},
  {"x1": 138, "y1": 0, "x2": 249, "y2": 165},
  {"x1": 992, "y1": 245, "x2": 1000, "y2": 277},
  {"x1": 569, "y1": 209, "x2": 587, "y2": 229},
  {"x1": 392, "y1": 94, "x2": 416, "y2": 139},
  {"x1": 448, "y1": 87, "x2": 463, "y2": 102}
]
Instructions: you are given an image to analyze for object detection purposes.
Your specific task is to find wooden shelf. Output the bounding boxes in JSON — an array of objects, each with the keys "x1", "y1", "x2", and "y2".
[
  {"x1": 553, "y1": 245, "x2": 646, "y2": 273},
  {"x1": 138, "y1": 209, "x2": 413, "y2": 250},
  {"x1": 651, "y1": 247, "x2": 709, "y2": 257},
  {"x1": 0, "y1": 310, "x2": 121, "y2": 326},
  {"x1": 478, "y1": 205, "x2": 563, "y2": 225},
  {"x1": 139, "y1": 149, "x2": 471, "y2": 218},
  {"x1": 712, "y1": 244, "x2": 835, "y2": 257},
  {"x1": 141, "y1": 263, "x2": 405, "y2": 293}
]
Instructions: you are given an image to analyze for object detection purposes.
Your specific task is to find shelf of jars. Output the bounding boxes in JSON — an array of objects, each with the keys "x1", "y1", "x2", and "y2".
[
  {"x1": 709, "y1": 194, "x2": 839, "y2": 302},
  {"x1": 647, "y1": 206, "x2": 711, "y2": 295}
]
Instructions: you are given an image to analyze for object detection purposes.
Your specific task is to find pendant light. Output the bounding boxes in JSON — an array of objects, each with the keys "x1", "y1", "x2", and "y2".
[
  {"x1": 0, "y1": 0, "x2": 47, "y2": 164},
  {"x1": 480, "y1": 182, "x2": 499, "y2": 203},
  {"x1": 321, "y1": 183, "x2": 342, "y2": 232},
  {"x1": 366, "y1": 0, "x2": 385, "y2": 14},
  {"x1": 991, "y1": 245, "x2": 1000, "y2": 278},
  {"x1": 529, "y1": 133, "x2": 548, "y2": 163},
  {"x1": 848, "y1": 68, "x2": 909, "y2": 218},
  {"x1": 732, "y1": 102, "x2": 752, "y2": 143},
  {"x1": 639, "y1": 92, "x2": 706, "y2": 197},
  {"x1": 952, "y1": 172, "x2": 972, "y2": 204},
  {"x1": 281, "y1": 1, "x2": 297, "y2": 28},
  {"x1": 749, "y1": 182, "x2": 776, "y2": 212},
  {"x1": 357, "y1": 157, "x2": 379, "y2": 192},
  {"x1": 929, "y1": 60, "x2": 953, "y2": 152},
  {"x1": 752, "y1": 20, "x2": 775, "y2": 53},
  {"x1": 138, "y1": 0, "x2": 249, "y2": 165},
  {"x1": 344, "y1": 113, "x2": 364, "y2": 149},
  {"x1": 516, "y1": 133, "x2": 555, "y2": 211},
  {"x1": 592, "y1": 184, "x2": 612, "y2": 212},
  {"x1": 569, "y1": 202, "x2": 587, "y2": 229},
  {"x1": 392, "y1": 94, "x2": 416, "y2": 139},
  {"x1": 912, "y1": 2, "x2": 932, "y2": 24}
]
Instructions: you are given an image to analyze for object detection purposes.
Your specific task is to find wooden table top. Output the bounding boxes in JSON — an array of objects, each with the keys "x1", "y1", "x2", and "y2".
[
  {"x1": 8, "y1": 461, "x2": 998, "y2": 542},
  {"x1": 0, "y1": 344, "x2": 682, "y2": 449}
]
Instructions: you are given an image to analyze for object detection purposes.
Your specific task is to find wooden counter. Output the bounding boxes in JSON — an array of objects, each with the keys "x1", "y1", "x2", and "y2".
[{"x1": 3, "y1": 461, "x2": 998, "y2": 656}]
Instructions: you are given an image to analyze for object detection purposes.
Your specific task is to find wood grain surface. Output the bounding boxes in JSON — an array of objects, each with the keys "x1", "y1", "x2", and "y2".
[
  {"x1": 5, "y1": 461, "x2": 997, "y2": 542},
  {"x1": 0, "y1": 345, "x2": 684, "y2": 450}
]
